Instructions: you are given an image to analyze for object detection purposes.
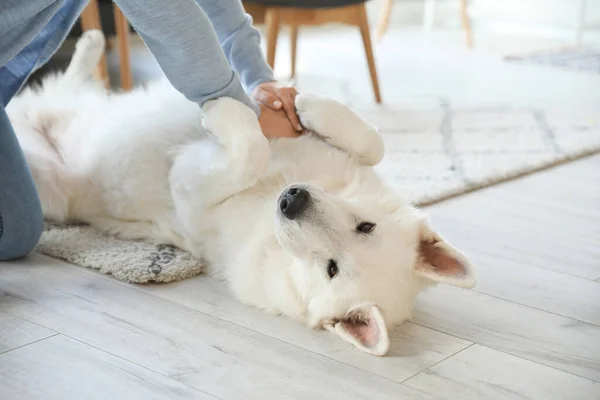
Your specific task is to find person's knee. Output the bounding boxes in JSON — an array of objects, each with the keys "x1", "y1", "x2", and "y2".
[
  {"x1": 20, "y1": 211, "x2": 44, "y2": 256},
  {"x1": 0, "y1": 209, "x2": 44, "y2": 261}
]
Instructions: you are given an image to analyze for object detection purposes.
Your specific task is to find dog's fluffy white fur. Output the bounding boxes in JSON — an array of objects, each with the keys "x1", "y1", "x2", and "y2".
[{"x1": 7, "y1": 31, "x2": 476, "y2": 356}]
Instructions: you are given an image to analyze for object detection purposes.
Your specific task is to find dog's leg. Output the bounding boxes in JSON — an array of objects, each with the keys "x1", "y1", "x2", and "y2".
[
  {"x1": 87, "y1": 217, "x2": 158, "y2": 241},
  {"x1": 295, "y1": 94, "x2": 385, "y2": 166},
  {"x1": 87, "y1": 216, "x2": 189, "y2": 250},
  {"x1": 64, "y1": 30, "x2": 106, "y2": 82},
  {"x1": 169, "y1": 97, "x2": 269, "y2": 241}
]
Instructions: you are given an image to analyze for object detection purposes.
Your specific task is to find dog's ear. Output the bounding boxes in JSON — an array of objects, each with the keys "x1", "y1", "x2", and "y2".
[
  {"x1": 414, "y1": 221, "x2": 476, "y2": 288},
  {"x1": 325, "y1": 304, "x2": 390, "y2": 356}
]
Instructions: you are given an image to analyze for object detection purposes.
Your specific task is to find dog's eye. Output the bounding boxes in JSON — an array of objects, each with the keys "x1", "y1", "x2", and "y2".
[
  {"x1": 327, "y1": 260, "x2": 339, "y2": 279},
  {"x1": 356, "y1": 222, "x2": 375, "y2": 234}
]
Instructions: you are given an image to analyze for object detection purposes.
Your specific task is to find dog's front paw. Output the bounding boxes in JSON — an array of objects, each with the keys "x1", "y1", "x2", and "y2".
[
  {"x1": 76, "y1": 29, "x2": 106, "y2": 54},
  {"x1": 295, "y1": 94, "x2": 385, "y2": 166},
  {"x1": 202, "y1": 97, "x2": 269, "y2": 175},
  {"x1": 295, "y1": 94, "x2": 334, "y2": 133},
  {"x1": 67, "y1": 30, "x2": 106, "y2": 79},
  {"x1": 202, "y1": 97, "x2": 262, "y2": 141}
]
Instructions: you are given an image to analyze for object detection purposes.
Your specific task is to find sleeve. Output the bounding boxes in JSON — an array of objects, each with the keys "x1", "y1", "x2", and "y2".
[
  {"x1": 195, "y1": 0, "x2": 275, "y2": 93},
  {"x1": 113, "y1": 0, "x2": 261, "y2": 115}
]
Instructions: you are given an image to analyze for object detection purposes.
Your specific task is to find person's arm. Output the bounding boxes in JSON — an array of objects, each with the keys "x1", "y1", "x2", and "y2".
[
  {"x1": 194, "y1": 0, "x2": 273, "y2": 95},
  {"x1": 195, "y1": 0, "x2": 301, "y2": 131},
  {"x1": 113, "y1": 0, "x2": 260, "y2": 115}
]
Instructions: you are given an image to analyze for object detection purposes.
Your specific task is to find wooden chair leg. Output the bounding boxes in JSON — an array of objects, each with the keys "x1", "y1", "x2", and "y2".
[
  {"x1": 113, "y1": 3, "x2": 133, "y2": 90},
  {"x1": 265, "y1": 9, "x2": 280, "y2": 70},
  {"x1": 356, "y1": 4, "x2": 382, "y2": 103},
  {"x1": 79, "y1": 0, "x2": 109, "y2": 88},
  {"x1": 290, "y1": 25, "x2": 298, "y2": 78},
  {"x1": 375, "y1": 0, "x2": 394, "y2": 42},
  {"x1": 460, "y1": 0, "x2": 473, "y2": 48}
]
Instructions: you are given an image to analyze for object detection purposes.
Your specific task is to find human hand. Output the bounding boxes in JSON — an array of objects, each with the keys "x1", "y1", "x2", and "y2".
[
  {"x1": 252, "y1": 81, "x2": 302, "y2": 132},
  {"x1": 258, "y1": 104, "x2": 302, "y2": 140}
]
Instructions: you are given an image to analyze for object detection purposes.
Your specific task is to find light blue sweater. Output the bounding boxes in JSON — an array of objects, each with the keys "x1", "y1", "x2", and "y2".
[{"x1": 0, "y1": 0, "x2": 275, "y2": 114}]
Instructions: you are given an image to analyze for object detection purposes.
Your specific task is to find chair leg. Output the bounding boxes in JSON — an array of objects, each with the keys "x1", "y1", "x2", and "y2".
[
  {"x1": 290, "y1": 25, "x2": 298, "y2": 78},
  {"x1": 375, "y1": 0, "x2": 394, "y2": 42},
  {"x1": 356, "y1": 4, "x2": 382, "y2": 103},
  {"x1": 265, "y1": 9, "x2": 280, "y2": 70},
  {"x1": 79, "y1": 0, "x2": 109, "y2": 88},
  {"x1": 459, "y1": 0, "x2": 473, "y2": 48},
  {"x1": 113, "y1": 3, "x2": 133, "y2": 90}
]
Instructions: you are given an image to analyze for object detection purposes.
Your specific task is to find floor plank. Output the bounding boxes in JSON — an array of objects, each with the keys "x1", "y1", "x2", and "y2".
[
  {"x1": 425, "y1": 155, "x2": 600, "y2": 281},
  {"x1": 427, "y1": 210, "x2": 600, "y2": 281},
  {"x1": 400, "y1": 154, "x2": 600, "y2": 382},
  {"x1": 492, "y1": 154, "x2": 600, "y2": 211},
  {"x1": 412, "y1": 285, "x2": 600, "y2": 382},
  {"x1": 0, "y1": 335, "x2": 213, "y2": 400},
  {"x1": 464, "y1": 251, "x2": 600, "y2": 326},
  {"x1": 0, "y1": 311, "x2": 56, "y2": 353},
  {"x1": 138, "y1": 275, "x2": 472, "y2": 383},
  {"x1": 402, "y1": 344, "x2": 600, "y2": 400},
  {"x1": 0, "y1": 256, "x2": 418, "y2": 400},
  {"x1": 461, "y1": 154, "x2": 600, "y2": 212},
  {"x1": 432, "y1": 189, "x2": 600, "y2": 242}
]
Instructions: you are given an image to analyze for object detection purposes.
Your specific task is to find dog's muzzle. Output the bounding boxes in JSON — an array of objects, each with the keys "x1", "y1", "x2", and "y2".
[{"x1": 279, "y1": 186, "x2": 310, "y2": 220}]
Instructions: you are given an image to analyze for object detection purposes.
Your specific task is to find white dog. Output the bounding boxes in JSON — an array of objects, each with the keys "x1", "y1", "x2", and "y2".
[{"x1": 7, "y1": 31, "x2": 476, "y2": 356}]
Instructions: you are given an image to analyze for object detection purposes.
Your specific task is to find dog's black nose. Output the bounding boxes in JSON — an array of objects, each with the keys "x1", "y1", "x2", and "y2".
[{"x1": 279, "y1": 187, "x2": 310, "y2": 220}]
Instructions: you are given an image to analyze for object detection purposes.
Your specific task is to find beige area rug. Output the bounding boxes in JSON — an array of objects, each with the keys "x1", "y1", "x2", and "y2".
[{"x1": 35, "y1": 104, "x2": 600, "y2": 283}]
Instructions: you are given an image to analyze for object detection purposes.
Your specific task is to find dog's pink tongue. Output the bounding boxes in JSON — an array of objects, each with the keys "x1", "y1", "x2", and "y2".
[{"x1": 341, "y1": 312, "x2": 380, "y2": 349}]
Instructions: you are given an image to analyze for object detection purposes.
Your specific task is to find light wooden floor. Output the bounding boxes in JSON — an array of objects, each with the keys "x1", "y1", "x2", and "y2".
[{"x1": 1, "y1": 153, "x2": 599, "y2": 399}]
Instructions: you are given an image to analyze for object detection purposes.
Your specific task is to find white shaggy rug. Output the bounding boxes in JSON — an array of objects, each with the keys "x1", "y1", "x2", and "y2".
[
  {"x1": 35, "y1": 105, "x2": 600, "y2": 283},
  {"x1": 505, "y1": 48, "x2": 600, "y2": 75},
  {"x1": 371, "y1": 104, "x2": 600, "y2": 205}
]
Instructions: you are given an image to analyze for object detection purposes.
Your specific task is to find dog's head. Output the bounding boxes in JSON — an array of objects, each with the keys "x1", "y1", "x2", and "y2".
[{"x1": 275, "y1": 184, "x2": 475, "y2": 355}]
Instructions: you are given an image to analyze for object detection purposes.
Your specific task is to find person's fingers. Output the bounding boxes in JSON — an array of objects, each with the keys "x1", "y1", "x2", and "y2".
[
  {"x1": 253, "y1": 89, "x2": 282, "y2": 110},
  {"x1": 279, "y1": 90, "x2": 301, "y2": 131},
  {"x1": 282, "y1": 97, "x2": 302, "y2": 131}
]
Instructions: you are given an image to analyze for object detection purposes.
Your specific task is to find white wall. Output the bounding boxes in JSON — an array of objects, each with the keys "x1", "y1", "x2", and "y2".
[
  {"x1": 368, "y1": 0, "x2": 600, "y2": 41},
  {"x1": 468, "y1": 0, "x2": 599, "y2": 29}
]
